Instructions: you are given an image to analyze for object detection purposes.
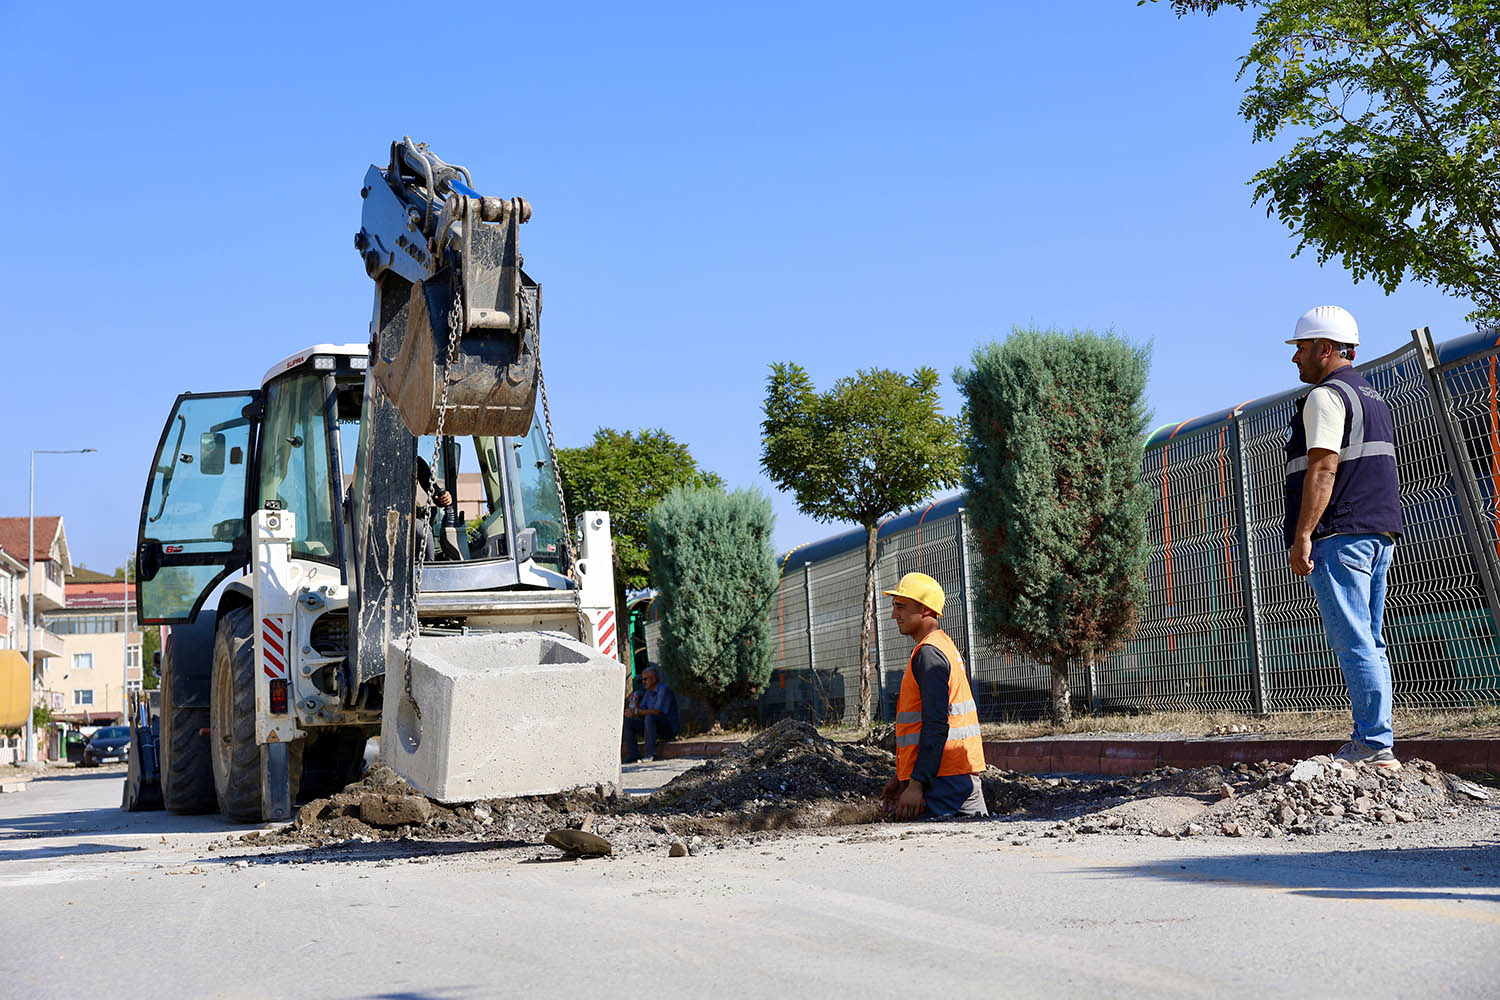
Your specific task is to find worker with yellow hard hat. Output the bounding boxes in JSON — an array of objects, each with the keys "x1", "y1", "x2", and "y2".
[{"x1": 879, "y1": 572, "x2": 988, "y2": 819}]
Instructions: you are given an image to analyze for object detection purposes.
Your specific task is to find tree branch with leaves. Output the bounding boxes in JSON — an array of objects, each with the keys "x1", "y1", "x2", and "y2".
[
  {"x1": 761, "y1": 363, "x2": 964, "y2": 726},
  {"x1": 1150, "y1": 0, "x2": 1500, "y2": 322}
]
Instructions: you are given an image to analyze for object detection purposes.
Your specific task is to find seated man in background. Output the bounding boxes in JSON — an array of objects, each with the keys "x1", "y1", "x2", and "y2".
[{"x1": 622, "y1": 666, "x2": 680, "y2": 763}]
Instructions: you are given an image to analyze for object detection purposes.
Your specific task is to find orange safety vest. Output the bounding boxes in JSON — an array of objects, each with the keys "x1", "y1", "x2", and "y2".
[{"x1": 894, "y1": 628, "x2": 986, "y2": 781}]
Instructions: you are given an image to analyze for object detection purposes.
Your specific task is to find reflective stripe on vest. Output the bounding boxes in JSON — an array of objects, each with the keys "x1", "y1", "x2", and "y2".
[
  {"x1": 1283, "y1": 380, "x2": 1397, "y2": 473},
  {"x1": 894, "y1": 629, "x2": 987, "y2": 781},
  {"x1": 1283, "y1": 365, "x2": 1403, "y2": 547}
]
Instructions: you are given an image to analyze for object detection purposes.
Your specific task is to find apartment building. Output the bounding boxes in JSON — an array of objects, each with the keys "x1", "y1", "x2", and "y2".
[{"x1": 42, "y1": 571, "x2": 140, "y2": 726}]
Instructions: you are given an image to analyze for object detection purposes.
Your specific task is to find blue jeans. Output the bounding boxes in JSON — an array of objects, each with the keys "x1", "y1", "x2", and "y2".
[
  {"x1": 1308, "y1": 534, "x2": 1395, "y2": 750},
  {"x1": 622, "y1": 715, "x2": 675, "y2": 761}
]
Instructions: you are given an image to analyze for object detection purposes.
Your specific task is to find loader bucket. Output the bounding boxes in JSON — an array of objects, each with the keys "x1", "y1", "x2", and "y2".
[{"x1": 369, "y1": 201, "x2": 541, "y2": 438}]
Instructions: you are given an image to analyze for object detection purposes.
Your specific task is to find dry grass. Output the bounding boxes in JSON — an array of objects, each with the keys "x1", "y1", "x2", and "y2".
[
  {"x1": 686, "y1": 705, "x2": 1500, "y2": 744},
  {"x1": 976, "y1": 704, "x2": 1500, "y2": 741}
]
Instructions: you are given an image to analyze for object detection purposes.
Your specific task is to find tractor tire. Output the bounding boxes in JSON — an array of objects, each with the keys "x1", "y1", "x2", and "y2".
[
  {"x1": 160, "y1": 661, "x2": 215, "y2": 814},
  {"x1": 210, "y1": 606, "x2": 301, "y2": 822},
  {"x1": 298, "y1": 728, "x2": 371, "y2": 799}
]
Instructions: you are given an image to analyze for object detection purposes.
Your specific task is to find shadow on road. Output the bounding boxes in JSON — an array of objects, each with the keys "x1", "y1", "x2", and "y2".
[
  {"x1": 1083, "y1": 844, "x2": 1500, "y2": 903},
  {"x1": 2, "y1": 840, "x2": 146, "y2": 862},
  {"x1": 0, "y1": 804, "x2": 250, "y2": 841},
  {"x1": 217, "y1": 837, "x2": 528, "y2": 867}
]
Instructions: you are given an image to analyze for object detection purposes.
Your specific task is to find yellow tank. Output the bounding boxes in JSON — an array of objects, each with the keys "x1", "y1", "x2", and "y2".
[{"x1": 0, "y1": 650, "x2": 30, "y2": 730}]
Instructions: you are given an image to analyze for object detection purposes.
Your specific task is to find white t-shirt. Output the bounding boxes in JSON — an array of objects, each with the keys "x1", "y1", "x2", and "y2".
[{"x1": 1303, "y1": 385, "x2": 1346, "y2": 453}]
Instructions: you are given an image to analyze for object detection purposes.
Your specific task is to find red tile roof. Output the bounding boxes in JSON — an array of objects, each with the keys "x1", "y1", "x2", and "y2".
[
  {"x1": 67, "y1": 581, "x2": 135, "y2": 609},
  {"x1": 0, "y1": 516, "x2": 63, "y2": 562}
]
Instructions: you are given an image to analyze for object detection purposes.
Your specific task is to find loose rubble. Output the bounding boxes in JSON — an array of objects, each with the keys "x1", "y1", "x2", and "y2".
[{"x1": 247, "y1": 721, "x2": 1495, "y2": 856}]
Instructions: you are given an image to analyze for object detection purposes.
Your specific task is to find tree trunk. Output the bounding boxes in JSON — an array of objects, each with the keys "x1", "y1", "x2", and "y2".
[
  {"x1": 858, "y1": 522, "x2": 879, "y2": 728},
  {"x1": 1050, "y1": 653, "x2": 1072, "y2": 724}
]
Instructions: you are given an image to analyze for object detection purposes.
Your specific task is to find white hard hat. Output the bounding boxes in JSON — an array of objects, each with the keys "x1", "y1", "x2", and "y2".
[{"x1": 1287, "y1": 305, "x2": 1359, "y2": 346}]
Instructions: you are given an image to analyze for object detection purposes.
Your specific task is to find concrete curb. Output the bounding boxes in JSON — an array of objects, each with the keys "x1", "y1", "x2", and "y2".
[{"x1": 658, "y1": 737, "x2": 1500, "y2": 776}]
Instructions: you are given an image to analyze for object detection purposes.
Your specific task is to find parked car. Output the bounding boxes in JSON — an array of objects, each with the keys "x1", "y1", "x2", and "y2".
[{"x1": 82, "y1": 726, "x2": 131, "y2": 767}]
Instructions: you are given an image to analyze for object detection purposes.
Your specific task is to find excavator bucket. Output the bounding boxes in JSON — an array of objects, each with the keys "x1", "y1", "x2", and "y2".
[{"x1": 359, "y1": 139, "x2": 542, "y2": 438}]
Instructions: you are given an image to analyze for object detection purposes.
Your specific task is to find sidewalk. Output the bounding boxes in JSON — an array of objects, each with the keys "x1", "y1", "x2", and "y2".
[{"x1": 657, "y1": 736, "x2": 1500, "y2": 776}]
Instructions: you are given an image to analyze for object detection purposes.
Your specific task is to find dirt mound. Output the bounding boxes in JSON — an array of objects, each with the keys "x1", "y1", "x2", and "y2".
[
  {"x1": 635, "y1": 719, "x2": 894, "y2": 832},
  {"x1": 247, "y1": 762, "x2": 645, "y2": 851}
]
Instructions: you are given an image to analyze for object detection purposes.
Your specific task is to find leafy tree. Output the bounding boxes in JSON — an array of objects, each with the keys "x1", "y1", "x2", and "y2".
[
  {"x1": 646, "y1": 486, "x2": 778, "y2": 723},
  {"x1": 558, "y1": 428, "x2": 723, "y2": 592},
  {"x1": 1149, "y1": 0, "x2": 1500, "y2": 323},
  {"x1": 111, "y1": 565, "x2": 159, "y2": 689},
  {"x1": 761, "y1": 364, "x2": 964, "y2": 725},
  {"x1": 956, "y1": 328, "x2": 1152, "y2": 722},
  {"x1": 141, "y1": 626, "x2": 161, "y2": 690}
]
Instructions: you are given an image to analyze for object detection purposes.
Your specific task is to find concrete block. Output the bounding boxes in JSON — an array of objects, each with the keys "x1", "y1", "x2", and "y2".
[
  {"x1": 0, "y1": 781, "x2": 26, "y2": 793},
  {"x1": 381, "y1": 630, "x2": 626, "y2": 803}
]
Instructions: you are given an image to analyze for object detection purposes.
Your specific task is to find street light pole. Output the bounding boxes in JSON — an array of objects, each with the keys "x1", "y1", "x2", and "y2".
[{"x1": 25, "y1": 447, "x2": 96, "y2": 765}]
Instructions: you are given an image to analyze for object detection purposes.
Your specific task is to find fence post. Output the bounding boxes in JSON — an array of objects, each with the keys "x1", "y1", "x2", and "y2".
[
  {"x1": 803, "y1": 562, "x2": 817, "y2": 719},
  {"x1": 870, "y1": 555, "x2": 887, "y2": 723},
  {"x1": 954, "y1": 508, "x2": 976, "y2": 681},
  {"x1": 1228, "y1": 412, "x2": 1271, "y2": 714},
  {"x1": 1411, "y1": 326, "x2": 1500, "y2": 640}
]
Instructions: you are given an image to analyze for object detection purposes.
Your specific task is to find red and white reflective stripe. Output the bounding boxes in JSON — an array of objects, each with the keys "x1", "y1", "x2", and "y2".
[
  {"x1": 262, "y1": 615, "x2": 288, "y2": 679},
  {"x1": 593, "y1": 609, "x2": 617, "y2": 658}
]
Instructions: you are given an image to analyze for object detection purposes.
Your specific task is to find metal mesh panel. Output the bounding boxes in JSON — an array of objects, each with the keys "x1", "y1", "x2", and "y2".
[
  {"x1": 758, "y1": 568, "x2": 812, "y2": 723},
  {"x1": 758, "y1": 334, "x2": 1500, "y2": 727},
  {"x1": 643, "y1": 619, "x2": 662, "y2": 668},
  {"x1": 877, "y1": 515, "x2": 982, "y2": 717},
  {"x1": 1102, "y1": 421, "x2": 1255, "y2": 712},
  {"x1": 1394, "y1": 349, "x2": 1500, "y2": 705},
  {"x1": 806, "y1": 547, "x2": 867, "y2": 725},
  {"x1": 937, "y1": 517, "x2": 1086, "y2": 720},
  {"x1": 1240, "y1": 391, "x2": 1346, "y2": 711}
]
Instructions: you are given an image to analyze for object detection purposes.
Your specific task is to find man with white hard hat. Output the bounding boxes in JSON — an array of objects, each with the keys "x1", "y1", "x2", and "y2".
[
  {"x1": 1284, "y1": 305, "x2": 1404, "y2": 768},
  {"x1": 879, "y1": 572, "x2": 988, "y2": 819}
]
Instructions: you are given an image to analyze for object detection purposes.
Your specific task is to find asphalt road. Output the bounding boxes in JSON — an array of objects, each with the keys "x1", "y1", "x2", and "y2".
[{"x1": 2, "y1": 766, "x2": 1497, "y2": 999}]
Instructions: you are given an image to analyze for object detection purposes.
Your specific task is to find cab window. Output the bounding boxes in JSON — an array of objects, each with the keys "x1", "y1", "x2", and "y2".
[{"x1": 258, "y1": 373, "x2": 337, "y2": 562}]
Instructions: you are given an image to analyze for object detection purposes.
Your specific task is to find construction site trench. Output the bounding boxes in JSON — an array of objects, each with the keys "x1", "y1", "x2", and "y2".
[{"x1": 239, "y1": 720, "x2": 1497, "y2": 859}]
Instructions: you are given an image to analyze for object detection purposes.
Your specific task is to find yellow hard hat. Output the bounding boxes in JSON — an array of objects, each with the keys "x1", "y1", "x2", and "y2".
[{"x1": 882, "y1": 572, "x2": 944, "y2": 616}]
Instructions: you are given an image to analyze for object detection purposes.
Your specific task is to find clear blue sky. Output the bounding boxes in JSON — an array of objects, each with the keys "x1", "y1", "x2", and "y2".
[{"x1": 1, "y1": 2, "x2": 1477, "y2": 574}]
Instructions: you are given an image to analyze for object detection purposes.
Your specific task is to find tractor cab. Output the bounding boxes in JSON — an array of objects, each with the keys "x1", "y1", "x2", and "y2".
[{"x1": 135, "y1": 344, "x2": 569, "y2": 627}]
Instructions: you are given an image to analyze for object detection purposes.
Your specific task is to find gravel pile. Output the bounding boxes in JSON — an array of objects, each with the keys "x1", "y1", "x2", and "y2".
[{"x1": 1050, "y1": 756, "x2": 1493, "y2": 839}]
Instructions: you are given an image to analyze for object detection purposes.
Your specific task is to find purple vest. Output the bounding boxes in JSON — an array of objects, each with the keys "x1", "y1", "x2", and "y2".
[{"x1": 1283, "y1": 366, "x2": 1403, "y2": 548}]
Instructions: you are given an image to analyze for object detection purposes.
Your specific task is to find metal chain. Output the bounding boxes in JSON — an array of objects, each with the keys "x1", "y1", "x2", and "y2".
[
  {"x1": 402, "y1": 283, "x2": 465, "y2": 713},
  {"x1": 536, "y1": 352, "x2": 588, "y2": 640}
]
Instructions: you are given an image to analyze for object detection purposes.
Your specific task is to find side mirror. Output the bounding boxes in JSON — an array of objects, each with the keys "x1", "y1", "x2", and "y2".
[
  {"x1": 200, "y1": 432, "x2": 227, "y2": 475},
  {"x1": 515, "y1": 527, "x2": 537, "y2": 563},
  {"x1": 138, "y1": 542, "x2": 163, "y2": 582}
]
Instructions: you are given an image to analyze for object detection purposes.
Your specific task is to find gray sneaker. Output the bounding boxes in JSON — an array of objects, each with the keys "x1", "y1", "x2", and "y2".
[{"x1": 1334, "y1": 741, "x2": 1401, "y2": 769}]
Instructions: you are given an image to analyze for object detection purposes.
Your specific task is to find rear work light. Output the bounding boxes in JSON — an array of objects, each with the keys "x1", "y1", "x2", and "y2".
[
  {"x1": 268, "y1": 679, "x2": 289, "y2": 714},
  {"x1": 313, "y1": 356, "x2": 336, "y2": 370}
]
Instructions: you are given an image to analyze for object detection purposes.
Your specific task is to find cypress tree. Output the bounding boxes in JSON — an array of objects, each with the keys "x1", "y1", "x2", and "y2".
[
  {"x1": 956, "y1": 328, "x2": 1151, "y2": 722},
  {"x1": 646, "y1": 486, "x2": 778, "y2": 723}
]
